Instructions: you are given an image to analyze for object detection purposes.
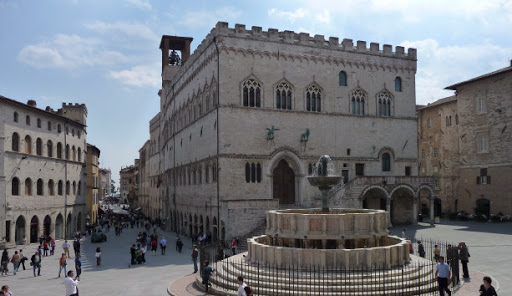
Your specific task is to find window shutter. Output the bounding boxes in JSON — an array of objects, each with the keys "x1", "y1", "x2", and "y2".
[
  {"x1": 487, "y1": 176, "x2": 491, "y2": 184},
  {"x1": 476, "y1": 176, "x2": 480, "y2": 184}
]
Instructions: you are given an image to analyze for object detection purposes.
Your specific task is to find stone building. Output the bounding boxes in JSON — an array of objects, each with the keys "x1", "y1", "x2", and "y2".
[
  {"x1": 139, "y1": 22, "x2": 434, "y2": 243},
  {"x1": 119, "y1": 162, "x2": 138, "y2": 206},
  {"x1": 99, "y1": 167, "x2": 111, "y2": 200},
  {"x1": 0, "y1": 96, "x2": 87, "y2": 245},
  {"x1": 446, "y1": 62, "x2": 512, "y2": 216},
  {"x1": 417, "y1": 96, "x2": 459, "y2": 216},
  {"x1": 86, "y1": 144, "x2": 100, "y2": 224}
]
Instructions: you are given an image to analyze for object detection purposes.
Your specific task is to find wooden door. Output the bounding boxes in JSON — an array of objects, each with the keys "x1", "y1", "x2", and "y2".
[{"x1": 273, "y1": 160, "x2": 295, "y2": 205}]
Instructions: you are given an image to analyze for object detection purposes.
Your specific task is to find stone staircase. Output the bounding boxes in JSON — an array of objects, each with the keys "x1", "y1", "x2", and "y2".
[
  {"x1": 198, "y1": 253, "x2": 439, "y2": 296},
  {"x1": 237, "y1": 222, "x2": 267, "y2": 252}
]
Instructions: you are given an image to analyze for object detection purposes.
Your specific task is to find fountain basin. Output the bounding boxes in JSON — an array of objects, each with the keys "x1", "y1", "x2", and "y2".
[
  {"x1": 247, "y1": 234, "x2": 410, "y2": 269},
  {"x1": 266, "y1": 208, "x2": 388, "y2": 240}
]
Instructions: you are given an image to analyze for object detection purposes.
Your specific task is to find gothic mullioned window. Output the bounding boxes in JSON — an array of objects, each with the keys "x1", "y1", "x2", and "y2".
[
  {"x1": 245, "y1": 162, "x2": 262, "y2": 183},
  {"x1": 242, "y1": 79, "x2": 261, "y2": 108},
  {"x1": 12, "y1": 132, "x2": 19, "y2": 151},
  {"x1": 12, "y1": 177, "x2": 20, "y2": 195},
  {"x1": 275, "y1": 82, "x2": 292, "y2": 110},
  {"x1": 377, "y1": 92, "x2": 392, "y2": 117},
  {"x1": 36, "y1": 138, "x2": 43, "y2": 156},
  {"x1": 306, "y1": 85, "x2": 322, "y2": 112},
  {"x1": 351, "y1": 89, "x2": 366, "y2": 115}
]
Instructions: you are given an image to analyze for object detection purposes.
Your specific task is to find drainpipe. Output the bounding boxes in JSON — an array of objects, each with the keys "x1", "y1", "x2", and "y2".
[{"x1": 214, "y1": 36, "x2": 221, "y2": 242}]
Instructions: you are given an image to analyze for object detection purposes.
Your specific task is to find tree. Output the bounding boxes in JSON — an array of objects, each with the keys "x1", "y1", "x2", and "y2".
[{"x1": 111, "y1": 179, "x2": 117, "y2": 194}]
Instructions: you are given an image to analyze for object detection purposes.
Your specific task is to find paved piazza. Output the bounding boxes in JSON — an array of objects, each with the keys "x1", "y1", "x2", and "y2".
[{"x1": 1, "y1": 220, "x2": 510, "y2": 295}]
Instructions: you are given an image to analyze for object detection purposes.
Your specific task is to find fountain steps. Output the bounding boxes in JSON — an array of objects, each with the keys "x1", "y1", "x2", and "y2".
[{"x1": 199, "y1": 254, "x2": 438, "y2": 295}]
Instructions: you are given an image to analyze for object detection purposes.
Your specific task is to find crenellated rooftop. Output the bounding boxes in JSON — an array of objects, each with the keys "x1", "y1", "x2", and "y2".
[{"x1": 189, "y1": 21, "x2": 416, "y2": 61}]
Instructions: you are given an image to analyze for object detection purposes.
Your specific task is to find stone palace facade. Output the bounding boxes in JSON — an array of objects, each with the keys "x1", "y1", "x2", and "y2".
[
  {"x1": 138, "y1": 22, "x2": 435, "y2": 242},
  {"x1": 1, "y1": 96, "x2": 87, "y2": 245}
]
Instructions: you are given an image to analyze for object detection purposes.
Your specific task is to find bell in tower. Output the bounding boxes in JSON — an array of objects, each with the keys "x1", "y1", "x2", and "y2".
[{"x1": 169, "y1": 50, "x2": 181, "y2": 66}]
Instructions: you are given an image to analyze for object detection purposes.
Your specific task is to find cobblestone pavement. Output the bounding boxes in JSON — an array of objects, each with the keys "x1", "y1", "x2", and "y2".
[
  {"x1": 0, "y1": 226, "x2": 194, "y2": 296},
  {"x1": 390, "y1": 220, "x2": 507, "y2": 295},
  {"x1": 0, "y1": 220, "x2": 507, "y2": 295}
]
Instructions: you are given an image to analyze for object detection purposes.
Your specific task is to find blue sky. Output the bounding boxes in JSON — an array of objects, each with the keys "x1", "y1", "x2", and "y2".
[{"x1": 1, "y1": 0, "x2": 512, "y2": 185}]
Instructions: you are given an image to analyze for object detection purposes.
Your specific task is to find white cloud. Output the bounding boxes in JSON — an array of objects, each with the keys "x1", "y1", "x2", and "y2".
[
  {"x1": 85, "y1": 21, "x2": 159, "y2": 43},
  {"x1": 127, "y1": 0, "x2": 151, "y2": 10},
  {"x1": 18, "y1": 34, "x2": 128, "y2": 69},
  {"x1": 180, "y1": 7, "x2": 242, "y2": 29},
  {"x1": 400, "y1": 39, "x2": 512, "y2": 104},
  {"x1": 108, "y1": 64, "x2": 160, "y2": 87},
  {"x1": 268, "y1": 8, "x2": 306, "y2": 23},
  {"x1": 314, "y1": 9, "x2": 331, "y2": 24}
]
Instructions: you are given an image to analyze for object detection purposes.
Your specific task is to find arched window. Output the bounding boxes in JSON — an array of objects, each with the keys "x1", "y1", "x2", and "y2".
[
  {"x1": 73, "y1": 181, "x2": 76, "y2": 195},
  {"x1": 47, "y1": 121, "x2": 52, "y2": 131},
  {"x1": 12, "y1": 177, "x2": 20, "y2": 195},
  {"x1": 36, "y1": 138, "x2": 43, "y2": 156},
  {"x1": 66, "y1": 181, "x2": 70, "y2": 195},
  {"x1": 24, "y1": 135, "x2": 32, "y2": 154},
  {"x1": 242, "y1": 78, "x2": 262, "y2": 108},
  {"x1": 57, "y1": 124, "x2": 61, "y2": 133},
  {"x1": 57, "y1": 142, "x2": 62, "y2": 159},
  {"x1": 251, "y1": 163, "x2": 256, "y2": 183},
  {"x1": 65, "y1": 144, "x2": 70, "y2": 160},
  {"x1": 339, "y1": 71, "x2": 347, "y2": 86},
  {"x1": 48, "y1": 179, "x2": 55, "y2": 196},
  {"x1": 306, "y1": 85, "x2": 322, "y2": 112},
  {"x1": 395, "y1": 77, "x2": 402, "y2": 92},
  {"x1": 47, "y1": 140, "x2": 53, "y2": 157},
  {"x1": 455, "y1": 114, "x2": 459, "y2": 125},
  {"x1": 275, "y1": 82, "x2": 292, "y2": 110},
  {"x1": 37, "y1": 178, "x2": 44, "y2": 195},
  {"x1": 377, "y1": 92, "x2": 392, "y2": 117},
  {"x1": 256, "y1": 163, "x2": 262, "y2": 183},
  {"x1": 26, "y1": 115, "x2": 30, "y2": 125},
  {"x1": 245, "y1": 163, "x2": 250, "y2": 183},
  {"x1": 37, "y1": 118, "x2": 41, "y2": 128},
  {"x1": 382, "y1": 153, "x2": 391, "y2": 172},
  {"x1": 77, "y1": 147, "x2": 82, "y2": 162},
  {"x1": 13, "y1": 112, "x2": 18, "y2": 122},
  {"x1": 25, "y1": 178, "x2": 32, "y2": 195},
  {"x1": 72, "y1": 146, "x2": 76, "y2": 161},
  {"x1": 351, "y1": 89, "x2": 366, "y2": 115},
  {"x1": 12, "y1": 132, "x2": 20, "y2": 151},
  {"x1": 78, "y1": 181, "x2": 81, "y2": 194},
  {"x1": 58, "y1": 180, "x2": 63, "y2": 195}
]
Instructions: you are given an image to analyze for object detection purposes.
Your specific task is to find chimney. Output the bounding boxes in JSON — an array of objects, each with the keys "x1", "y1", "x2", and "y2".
[{"x1": 27, "y1": 100, "x2": 37, "y2": 107}]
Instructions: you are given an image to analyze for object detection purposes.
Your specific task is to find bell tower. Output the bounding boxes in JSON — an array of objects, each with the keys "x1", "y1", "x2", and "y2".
[{"x1": 159, "y1": 36, "x2": 193, "y2": 70}]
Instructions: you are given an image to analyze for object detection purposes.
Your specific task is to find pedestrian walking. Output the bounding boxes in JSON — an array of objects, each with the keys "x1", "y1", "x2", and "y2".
[
  {"x1": 176, "y1": 237, "x2": 183, "y2": 253},
  {"x1": 64, "y1": 270, "x2": 79, "y2": 296},
  {"x1": 19, "y1": 249, "x2": 27, "y2": 270},
  {"x1": 479, "y1": 276, "x2": 497, "y2": 296},
  {"x1": 151, "y1": 237, "x2": 158, "y2": 255},
  {"x1": 75, "y1": 253, "x2": 82, "y2": 279},
  {"x1": 50, "y1": 238, "x2": 56, "y2": 256},
  {"x1": 43, "y1": 241, "x2": 49, "y2": 256},
  {"x1": 216, "y1": 243, "x2": 225, "y2": 261},
  {"x1": 231, "y1": 238, "x2": 238, "y2": 256},
  {"x1": 160, "y1": 237, "x2": 167, "y2": 255},
  {"x1": 237, "y1": 276, "x2": 247, "y2": 296},
  {"x1": 140, "y1": 244, "x2": 147, "y2": 263},
  {"x1": 417, "y1": 241, "x2": 426, "y2": 258},
  {"x1": 192, "y1": 245, "x2": 199, "y2": 273},
  {"x1": 202, "y1": 260, "x2": 214, "y2": 293},
  {"x1": 434, "y1": 244, "x2": 440, "y2": 262},
  {"x1": 11, "y1": 251, "x2": 20, "y2": 275},
  {"x1": 459, "y1": 242, "x2": 470, "y2": 279},
  {"x1": 30, "y1": 251, "x2": 41, "y2": 277},
  {"x1": 1, "y1": 250, "x2": 9, "y2": 275},
  {"x1": 447, "y1": 244, "x2": 460, "y2": 284},
  {"x1": 73, "y1": 239, "x2": 81, "y2": 257},
  {"x1": 95, "y1": 247, "x2": 101, "y2": 266},
  {"x1": 130, "y1": 244, "x2": 137, "y2": 266},
  {"x1": 58, "y1": 253, "x2": 67, "y2": 277},
  {"x1": 62, "y1": 240, "x2": 71, "y2": 258},
  {"x1": 435, "y1": 256, "x2": 452, "y2": 296}
]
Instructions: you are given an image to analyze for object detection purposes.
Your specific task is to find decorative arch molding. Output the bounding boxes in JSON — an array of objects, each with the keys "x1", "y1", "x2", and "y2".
[
  {"x1": 266, "y1": 148, "x2": 305, "y2": 177},
  {"x1": 358, "y1": 184, "x2": 389, "y2": 201},
  {"x1": 389, "y1": 183, "x2": 416, "y2": 199},
  {"x1": 416, "y1": 184, "x2": 435, "y2": 199},
  {"x1": 377, "y1": 147, "x2": 396, "y2": 160}
]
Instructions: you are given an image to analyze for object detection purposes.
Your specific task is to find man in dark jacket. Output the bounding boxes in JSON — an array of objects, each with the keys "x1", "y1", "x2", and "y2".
[
  {"x1": 458, "y1": 242, "x2": 470, "y2": 279},
  {"x1": 30, "y1": 251, "x2": 41, "y2": 277}
]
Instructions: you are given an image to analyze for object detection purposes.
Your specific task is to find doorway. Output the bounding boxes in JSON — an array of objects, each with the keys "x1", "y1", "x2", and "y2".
[{"x1": 273, "y1": 159, "x2": 295, "y2": 205}]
